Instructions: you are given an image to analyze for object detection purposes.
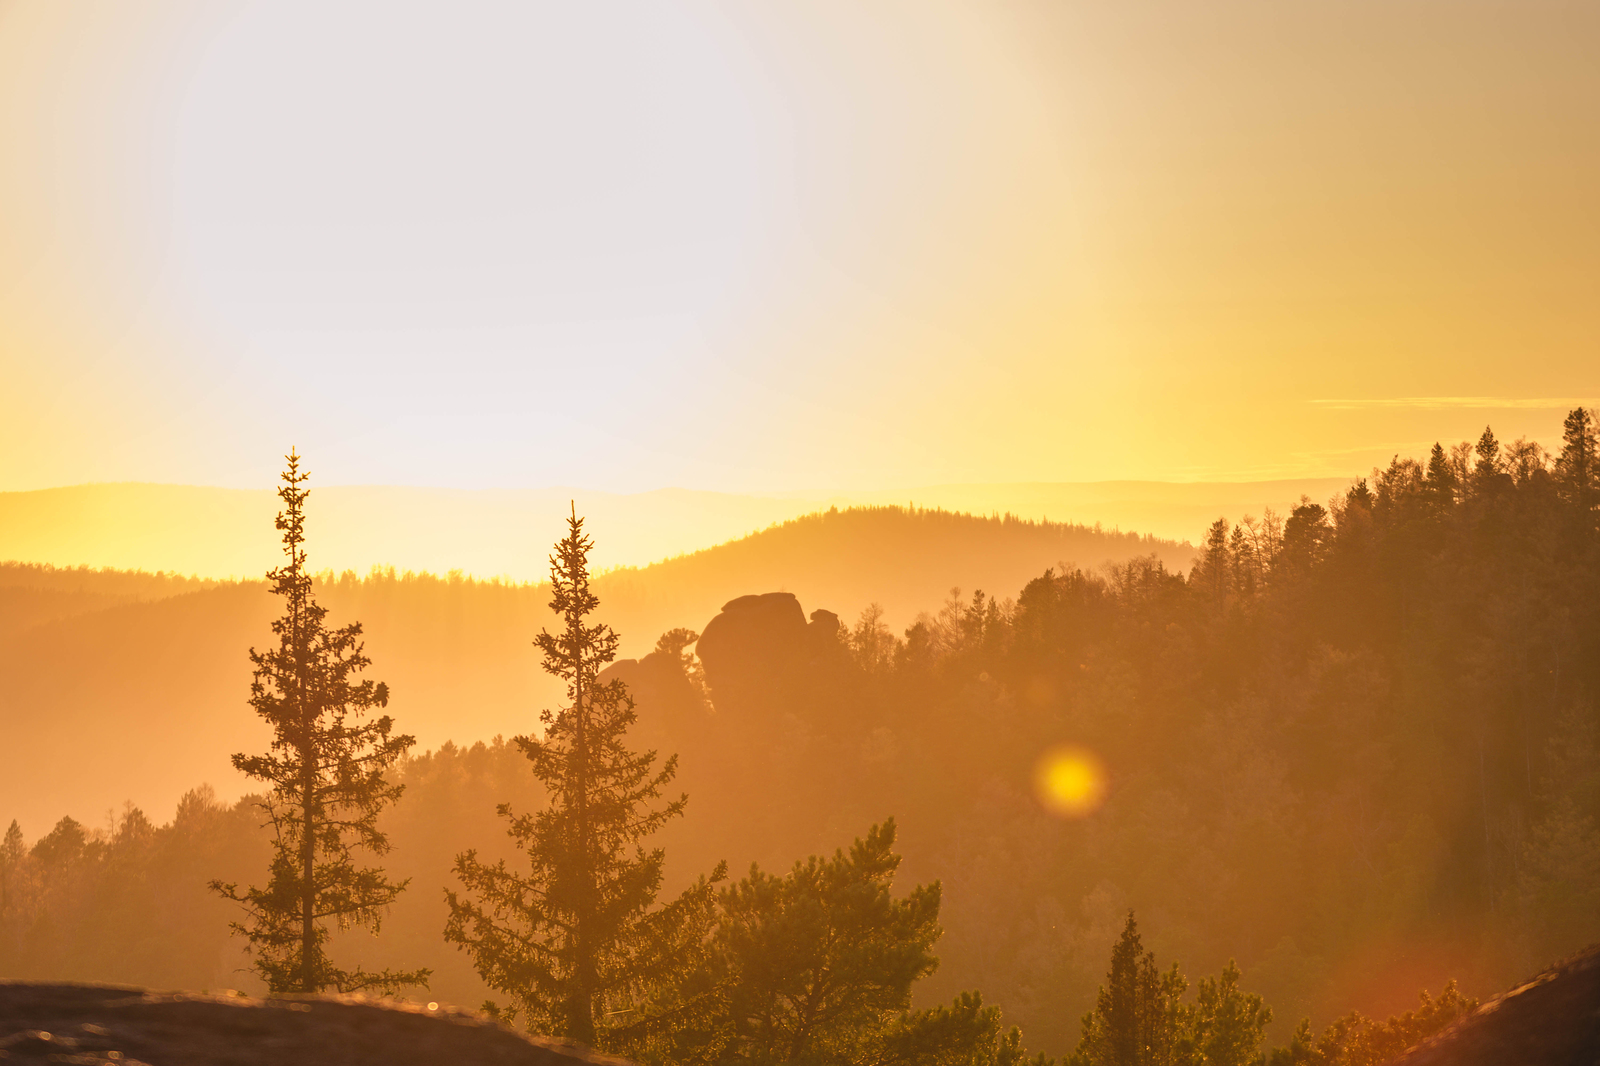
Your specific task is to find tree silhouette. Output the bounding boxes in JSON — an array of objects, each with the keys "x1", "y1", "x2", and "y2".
[
  {"x1": 446, "y1": 506, "x2": 722, "y2": 1046},
  {"x1": 1070, "y1": 915, "x2": 1188, "y2": 1066},
  {"x1": 1187, "y1": 962, "x2": 1271, "y2": 1066},
  {"x1": 1556, "y1": 407, "x2": 1599, "y2": 519},
  {"x1": 211, "y1": 450, "x2": 426, "y2": 994},
  {"x1": 709, "y1": 819, "x2": 943, "y2": 1066}
]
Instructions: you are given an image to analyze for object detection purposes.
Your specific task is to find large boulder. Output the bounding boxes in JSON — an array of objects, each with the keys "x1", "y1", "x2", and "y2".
[{"x1": 0, "y1": 983, "x2": 633, "y2": 1066}]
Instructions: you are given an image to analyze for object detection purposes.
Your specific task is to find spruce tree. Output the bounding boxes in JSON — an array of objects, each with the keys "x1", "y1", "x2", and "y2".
[
  {"x1": 1071, "y1": 914, "x2": 1188, "y2": 1066},
  {"x1": 1424, "y1": 442, "x2": 1457, "y2": 510},
  {"x1": 211, "y1": 450, "x2": 427, "y2": 995},
  {"x1": 1472, "y1": 426, "x2": 1503, "y2": 488},
  {"x1": 0, "y1": 820, "x2": 25, "y2": 962},
  {"x1": 1555, "y1": 406, "x2": 1599, "y2": 519},
  {"x1": 1195, "y1": 519, "x2": 1231, "y2": 603},
  {"x1": 446, "y1": 506, "x2": 722, "y2": 1046}
]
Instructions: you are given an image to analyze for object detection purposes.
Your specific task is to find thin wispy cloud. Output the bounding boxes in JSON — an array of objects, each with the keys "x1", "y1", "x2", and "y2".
[{"x1": 1310, "y1": 397, "x2": 1598, "y2": 411}]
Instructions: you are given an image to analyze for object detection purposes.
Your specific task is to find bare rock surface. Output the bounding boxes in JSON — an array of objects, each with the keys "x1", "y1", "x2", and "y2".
[
  {"x1": 1387, "y1": 944, "x2": 1600, "y2": 1066},
  {"x1": 0, "y1": 983, "x2": 630, "y2": 1066}
]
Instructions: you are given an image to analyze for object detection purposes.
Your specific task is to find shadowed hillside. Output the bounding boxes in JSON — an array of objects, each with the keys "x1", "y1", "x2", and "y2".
[{"x1": 0, "y1": 506, "x2": 1190, "y2": 832}]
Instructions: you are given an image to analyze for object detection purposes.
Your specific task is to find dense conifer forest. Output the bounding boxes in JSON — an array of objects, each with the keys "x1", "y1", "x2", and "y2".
[{"x1": 2, "y1": 412, "x2": 1598, "y2": 1064}]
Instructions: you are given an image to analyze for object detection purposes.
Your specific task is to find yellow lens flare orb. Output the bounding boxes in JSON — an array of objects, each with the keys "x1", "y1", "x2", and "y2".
[{"x1": 1034, "y1": 745, "x2": 1107, "y2": 818}]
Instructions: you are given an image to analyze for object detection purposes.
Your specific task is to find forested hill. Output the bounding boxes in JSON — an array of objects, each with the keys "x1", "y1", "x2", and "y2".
[
  {"x1": 595, "y1": 504, "x2": 1191, "y2": 642},
  {"x1": 0, "y1": 505, "x2": 1188, "y2": 833},
  {"x1": 0, "y1": 478, "x2": 1307, "y2": 579},
  {"x1": 611, "y1": 419, "x2": 1600, "y2": 1053}
]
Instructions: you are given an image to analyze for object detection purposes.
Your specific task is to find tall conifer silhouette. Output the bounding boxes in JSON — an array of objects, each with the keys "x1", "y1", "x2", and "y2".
[
  {"x1": 446, "y1": 506, "x2": 723, "y2": 1046},
  {"x1": 212, "y1": 450, "x2": 427, "y2": 994},
  {"x1": 1071, "y1": 914, "x2": 1188, "y2": 1066},
  {"x1": 1556, "y1": 406, "x2": 1599, "y2": 519}
]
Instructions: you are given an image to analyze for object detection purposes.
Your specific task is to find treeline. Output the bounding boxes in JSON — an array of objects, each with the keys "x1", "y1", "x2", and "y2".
[{"x1": 0, "y1": 794, "x2": 1484, "y2": 1066}]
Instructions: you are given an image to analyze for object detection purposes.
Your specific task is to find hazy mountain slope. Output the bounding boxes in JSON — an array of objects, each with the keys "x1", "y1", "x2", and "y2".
[
  {"x1": 832, "y1": 478, "x2": 1350, "y2": 543},
  {"x1": 0, "y1": 506, "x2": 1190, "y2": 833},
  {"x1": 0, "y1": 478, "x2": 1341, "y2": 580},
  {"x1": 0, "y1": 483, "x2": 824, "y2": 580}
]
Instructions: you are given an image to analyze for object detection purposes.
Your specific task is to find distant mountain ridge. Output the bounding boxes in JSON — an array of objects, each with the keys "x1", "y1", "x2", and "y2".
[{"x1": 0, "y1": 477, "x2": 1350, "y2": 580}]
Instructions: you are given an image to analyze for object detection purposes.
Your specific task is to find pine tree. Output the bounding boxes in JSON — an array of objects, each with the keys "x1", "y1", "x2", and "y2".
[
  {"x1": 708, "y1": 820, "x2": 942, "y2": 1066},
  {"x1": 446, "y1": 506, "x2": 722, "y2": 1046},
  {"x1": 211, "y1": 450, "x2": 426, "y2": 995},
  {"x1": 1185, "y1": 961, "x2": 1271, "y2": 1066},
  {"x1": 879, "y1": 990, "x2": 1047, "y2": 1066}
]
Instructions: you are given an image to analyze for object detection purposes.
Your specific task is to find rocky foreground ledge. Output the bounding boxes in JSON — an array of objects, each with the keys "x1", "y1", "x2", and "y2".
[
  {"x1": 1390, "y1": 944, "x2": 1600, "y2": 1066},
  {"x1": 0, "y1": 983, "x2": 631, "y2": 1066},
  {"x1": 5, "y1": 948, "x2": 1600, "y2": 1065}
]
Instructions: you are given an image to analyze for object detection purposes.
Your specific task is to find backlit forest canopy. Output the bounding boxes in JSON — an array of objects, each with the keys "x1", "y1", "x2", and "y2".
[{"x1": 2, "y1": 414, "x2": 1598, "y2": 1060}]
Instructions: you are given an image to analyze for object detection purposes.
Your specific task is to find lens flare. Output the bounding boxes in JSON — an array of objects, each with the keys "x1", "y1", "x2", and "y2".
[{"x1": 1034, "y1": 745, "x2": 1107, "y2": 818}]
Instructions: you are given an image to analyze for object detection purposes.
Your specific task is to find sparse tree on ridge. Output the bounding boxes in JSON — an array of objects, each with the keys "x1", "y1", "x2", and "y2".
[
  {"x1": 1472, "y1": 426, "x2": 1504, "y2": 490},
  {"x1": 211, "y1": 450, "x2": 427, "y2": 995},
  {"x1": 1556, "y1": 407, "x2": 1599, "y2": 519},
  {"x1": 1194, "y1": 519, "x2": 1231, "y2": 603},
  {"x1": 446, "y1": 506, "x2": 725, "y2": 1046},
  {"x1": 1424, "y1": 442, "x2": 1457, "y2": 510}
]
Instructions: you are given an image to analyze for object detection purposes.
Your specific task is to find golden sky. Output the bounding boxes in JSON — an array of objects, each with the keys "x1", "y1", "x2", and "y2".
[{"x1": 2, "y1": 1, "x2": 1597, "y2": 495}]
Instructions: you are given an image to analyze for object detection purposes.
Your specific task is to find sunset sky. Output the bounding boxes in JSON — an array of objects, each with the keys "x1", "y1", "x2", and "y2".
[{"x1": 2, "y1": 0, "x2": 1597, "y2": 496}]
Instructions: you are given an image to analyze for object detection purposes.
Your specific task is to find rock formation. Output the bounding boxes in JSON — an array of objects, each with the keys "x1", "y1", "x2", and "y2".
[{"x1": 0, "y1": 983, "x2": 632, "y2": 1066}]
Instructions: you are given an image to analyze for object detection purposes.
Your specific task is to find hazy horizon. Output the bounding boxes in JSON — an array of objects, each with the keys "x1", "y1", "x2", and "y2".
[
  {"x1": 4, "y1": 2, "x2": 1597, "y2": 496},
  {"x1": 0, "y1": 475, "x2": 1377, "y2": 580}
]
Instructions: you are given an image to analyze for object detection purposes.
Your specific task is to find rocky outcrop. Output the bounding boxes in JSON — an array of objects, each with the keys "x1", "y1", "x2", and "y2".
[
  {"x1": 695, "y1": 593, "x2": 848, "y2": 717},
  {"x1": 597, "y1": 645, "x2": 713, "y2": 753},
  {"x1": 695, "y1": 592, "x2": 809, "y2": 708},
  {"x1": 0, "y1": 983, "x2": 632, "y2": 1066},
  {"x1": 1385, "y1": 944, "x2": 1600, "y2": 1066}
]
